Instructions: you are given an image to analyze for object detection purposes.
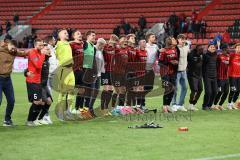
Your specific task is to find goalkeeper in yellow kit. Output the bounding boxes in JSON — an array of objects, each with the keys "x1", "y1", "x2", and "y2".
[{"x1": 54, "y1": 29, "x2": 75, "y2": 120}]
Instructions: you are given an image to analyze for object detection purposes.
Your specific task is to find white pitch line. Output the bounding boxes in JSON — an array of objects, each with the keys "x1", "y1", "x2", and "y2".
[{"x1": 193, "y1": 153, "x2": 240, "y2": 160}]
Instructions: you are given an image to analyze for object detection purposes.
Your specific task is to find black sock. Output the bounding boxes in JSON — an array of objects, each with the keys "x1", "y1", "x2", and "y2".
[
  {"x1": 27, "y1": 103, "x2": 41, "y2": 121},
  {"x1": 105, "y1": 90, "x2": 113, "y2": 109},
  {"x1": 112, "y1": 93, "x2": 118, "y2": 108},
  {"x1": 38, "y1": 104, "x2": 50, "y2": 120},
  {"x1": 101, "y1": 91, "x2": 108, "y2": 110},
  {"x1": 119, "y1": 94, "x2": 126, "y2": 106}
]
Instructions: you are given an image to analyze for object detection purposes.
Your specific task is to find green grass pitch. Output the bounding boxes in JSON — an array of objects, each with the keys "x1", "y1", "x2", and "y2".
[{"x1": 0, "y1": 73, "x2": 240, "y2": 160}]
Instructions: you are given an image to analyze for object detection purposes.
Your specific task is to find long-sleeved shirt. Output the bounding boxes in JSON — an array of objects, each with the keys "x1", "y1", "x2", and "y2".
[
  {"x1": 41, "y1": 56, "x2": 50, "y2": 86},
  {"x1": 70, "y1": 41, "x2": 83, "y2": 71},
  {"x1": 95, "y1": 48, "x2": 105, "y2": 77},
  {"x1": 229, "y1": 53, "x2": 240, "y2": 78},
  {"x1": 187, "y1": 49, "x2": 203, "y2": 78},
  {"x1": 0, "y1": 46, "x2": 27, "y2": 77},
  {"x1": 146, "y1": 43, "x2": 159, "y2": 71},
  {"x1": 26, "y1": 48, "x2": 45, "y2": 84},
  {"x1": 55, "y1": 41, "x2": 73, "y2": 66},
  {"x1": 48, "y1": 44, "x2": 58, "y2": 74},
  {"x1": 217, "y1": 53, "x2": 229, "y2": 80},
  {"x1": 202, "y1": 51, "x2": 217, "y2": 78},
  {"x1": 177, "y1": 44, "x2": 190, "y2": 71}
]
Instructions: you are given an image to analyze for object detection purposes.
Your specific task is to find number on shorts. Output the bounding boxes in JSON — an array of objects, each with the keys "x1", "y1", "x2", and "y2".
[{"x1": 33, "y1": 94, "x2": 37, "y2": 100}]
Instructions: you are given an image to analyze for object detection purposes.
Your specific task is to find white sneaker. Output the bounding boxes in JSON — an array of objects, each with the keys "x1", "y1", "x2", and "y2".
[
  {"x1": 170, "y1": 105, "x2": 178, "y2": 112},
  {"x1": 33, "y1": 120, "x2": 43, "y2": 126},
  {"x1": 188, "y1": 104, "x2": 198, "y2": 111},
  {"x1": 43, "y1": 115, "x2": 53, "y2": 124},
  {"x1": 177, "y1": 105, "x2": 188, "y2": 112},
  {"x1": 71, "y1": 108, "x2": 80, "y2": 114},
  {"x1": 38, "y1": 119, "x2": 50, "y2": 125},
  {"x1": 227, "y1": 103, "x2": 233, "y2": 110},
  {"x1": 26, "y1": 121, "x2": 36, "y2": 127}
]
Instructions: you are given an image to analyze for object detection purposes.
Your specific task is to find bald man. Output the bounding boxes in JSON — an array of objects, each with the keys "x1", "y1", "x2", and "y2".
[{"x1": 54, "y1": 29, "x2": 75, "y2": 120}]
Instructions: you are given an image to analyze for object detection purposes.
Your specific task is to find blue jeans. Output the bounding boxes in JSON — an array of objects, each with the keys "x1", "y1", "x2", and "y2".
[
  {"x1": 0, "y1": 76, "x2": 15, "y2": 121},
  {"x1": 172, "y1": 71, "x2": 188, "y2": 106}
]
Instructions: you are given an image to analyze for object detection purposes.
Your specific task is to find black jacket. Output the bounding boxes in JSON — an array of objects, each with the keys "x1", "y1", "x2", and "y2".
[
  {"x1": 187, "y1": 49, "x2": 203, "y2": 78},
  {"x1": 202, "y1": 51, "x2": 217, "y2": 78}
]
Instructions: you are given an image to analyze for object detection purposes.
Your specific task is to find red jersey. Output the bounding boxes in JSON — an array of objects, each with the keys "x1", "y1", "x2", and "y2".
[
  {"x1": 112, "y1": 47, "x2": 128, "y2": 74},
  {"x1": 135, "y1": 49, "x2": 147, "y2": 76},
  {"x1": 26, "y1": 49, "x2": 45, "y2": 84},
  {"x1": 217, "y1": 53, "x2": 229, "y2": 80},
  {"x1": 70, "y1": 42, "x2": 84, "y2": 71},
  {"x1": 103, "y1": 44, "x2": 116, "y2": 72},
  {"x1": 128, "y1": 46, "x2": 137, "y2": 62},
  {"x1": 229, "y1": 53, "x2": 240, "y2": 78},
  {"x1": 159, "y1": 48, "x2": 178, "y2": 76}
]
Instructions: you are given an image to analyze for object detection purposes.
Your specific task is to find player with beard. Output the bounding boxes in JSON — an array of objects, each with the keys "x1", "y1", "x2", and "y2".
[
  {"x1": 101, "y1": 34, "x2": 119, "y2": 114},
  {"x1": 111, "y1": 36, "x2": 128, "y2": 108},
  {"x1": 159, "y1": 37, "x2": 178, "y2": 113},
  {"x1": 26, "y1": 39, "x2": 45, "y2": 126}
]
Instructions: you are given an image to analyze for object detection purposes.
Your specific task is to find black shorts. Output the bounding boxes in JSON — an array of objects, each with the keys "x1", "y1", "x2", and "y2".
[
  {"x1": 42, "y1": 86, "x2": 53, "y2": 102},
  {"x1": 229, "y1": 77, "x2": 240, "y2": 92},
  {"x1": 26, "y1": 82, "x2": 42, "y2": 102},
  {"x1": 112, "y1": 73, "x2": 126, "y2": 87},
  {"x1": 101, "y1": 72, "x2": 112, "y2": 85},
  {"x1": 74, "y1": 69, "x2": 85, "y2": 87},
  {"x1": 126, "y1": 73, "x2": 145, "y2": 88},
  {"x1": 144, "y1": 70, "x2": 155, "y2": 91},
  {"x1": 217, "y1": 79, "x2": 229, "y2": 92}
]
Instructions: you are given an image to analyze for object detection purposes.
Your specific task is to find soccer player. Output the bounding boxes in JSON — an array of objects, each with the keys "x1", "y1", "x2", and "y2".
[
  {"x1": 55, "y1": 29, "x2": 75, "y2": 120},
  {"x1": 69, "y1": 30, "x2": 85, "y2": 115},
  {"x1": 43, "y1": 36, "x2": 57, "y2": 124},
  {"x1": 37, "y1": 44, "x2": 53, "y2": 124},
  {"x1": 202, "y1": 42, "x2": 218, "y2": 110},
  {"x1": 111, "y1": 36, "x2": 128, "y2": 108},
  {"x1": 0, "y1": 39, "x2": 28, "y2": 126},
  {"x1": 172, "y1": 34, "x2": 189, "y2": 112},
  {"x1": 101, "y1": 35, "x2": 118, "y2": 114},
  {"x1": 187, "y1": 45, "x2": 204, "y2": 111},
  {"x1": 159, "y1": 37, "x2": 178, "y2": 113},
  {"x1": 82, "y1": 30, "x2": 97, "y2": 117},
  {"x1": 135, "y1": 39, "x2": 148, "y2": 108},
  {"x1": 213, "y1": 44, "x2": 230, "y2": 110},
  {"x1": 26, "y1": 39, "x2": 45, "y2": 126},
  {"x1": 227, "y1": 43, "x2": 240, "y2": 110},
  {"x1": 126, "y1": 34, "x2": 137, "y2": 107}
]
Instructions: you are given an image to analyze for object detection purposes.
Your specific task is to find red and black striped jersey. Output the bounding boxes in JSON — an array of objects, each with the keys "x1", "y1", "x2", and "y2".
[
  {"x1": 103, "y1": 44, "x2": 116, "y2": 72},
  {"x1": 217, "y1": 53, "x2": 229, "y2": 80},
  {"x1": 127, "y1": 46, "x2": 137, "y2": 62},
  {"x1": 112, "y1": 47, "x2": 128, "y2": 74},
  {"x1": 135, "y1": 49, "x2": 147, "y2": 76},
  {"x1": 70, "y1": 42, "x2": 84, "y2": 71},
  {"x1": 159, "y1": 48, "x2": 178, "y2": 76},
  {"x1": 229, "y1": 53, "x2": 240, "y2": 78}
]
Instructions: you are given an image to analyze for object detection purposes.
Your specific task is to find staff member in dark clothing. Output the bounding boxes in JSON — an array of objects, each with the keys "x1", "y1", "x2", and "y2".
[
  {"x1": 0, "y1": 39, "x2": 28, "y2": 126},
  {"x1": 187, "y1": 45, "x2": 204, "y2": 111},
  {"x1": 202, "y1": 42, "x2": 218, "y2": 110},
  {"x1": 213, "y1": 44, "x2": 229, "y2": 110}
]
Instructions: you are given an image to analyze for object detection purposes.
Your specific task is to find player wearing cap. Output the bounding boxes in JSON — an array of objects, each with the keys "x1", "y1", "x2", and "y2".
[
  {"x1": 227, "y1": 43, "x2": 240, "y2": 110},
  {"x1": 55, "y1": 29, "x2": 75, "y2": 120},
  {"x1": 212, "y1": 44, "x2": 230, "y2": 110},
  {"x1": 202, "y1": 42, "x2": 218, "y2": 110},
  {"x1": 101, "y1": 34, "x2": 119, "y2": 114},
  {"x1": 25, "y1": 39, "x2": 45, "y2": 126}
]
